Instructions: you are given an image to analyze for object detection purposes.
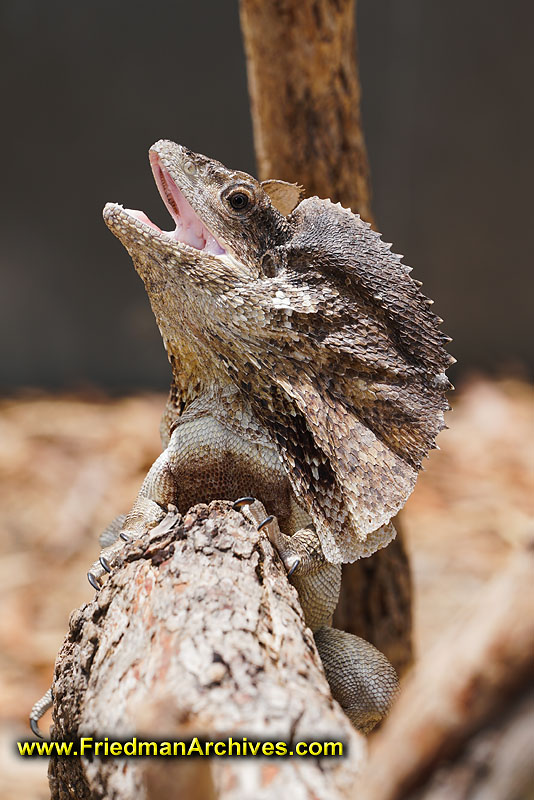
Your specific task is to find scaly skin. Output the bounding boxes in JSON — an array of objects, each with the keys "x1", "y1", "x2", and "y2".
[{"x1": 30, "y1": 140, "x2": 451, "y2": 737}]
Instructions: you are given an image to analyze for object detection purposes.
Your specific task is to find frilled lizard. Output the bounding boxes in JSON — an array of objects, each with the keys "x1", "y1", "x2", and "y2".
[{"x1": 30, "y1": 140, "x2": 451, "y2": 737}]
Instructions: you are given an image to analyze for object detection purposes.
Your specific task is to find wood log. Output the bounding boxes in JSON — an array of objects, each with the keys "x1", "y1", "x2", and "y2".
[
  {"x1": 357, "y1": 543, "x2": 534, "y2": 800},
  {"x1": 239, "y1": 0, "x2": 413, "y2": 675},
  {"x1": 48, "y1": 502, "x2": 364, "y2": 800}
]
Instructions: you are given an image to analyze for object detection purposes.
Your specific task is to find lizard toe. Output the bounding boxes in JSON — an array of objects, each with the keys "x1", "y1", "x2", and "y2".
[{"x1": 29, "y1": 687, "x2": 53, "y2": 739}]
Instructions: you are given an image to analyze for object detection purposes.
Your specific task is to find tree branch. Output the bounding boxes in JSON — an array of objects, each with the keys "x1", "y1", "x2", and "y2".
[
  {"x1": 48, "y1": 502, "x2": 364, "y2": 799},
  {"x1": 240, "y1": 0, "x2": 374, "y2": 224},
  {"x1": 357, "y1": 543, "x2": 534, "y2": 800}
]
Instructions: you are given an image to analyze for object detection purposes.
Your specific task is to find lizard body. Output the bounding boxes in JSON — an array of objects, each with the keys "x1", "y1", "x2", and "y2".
[{"x1": 30, "y1": 141, "x2": 451, "y2": 736}]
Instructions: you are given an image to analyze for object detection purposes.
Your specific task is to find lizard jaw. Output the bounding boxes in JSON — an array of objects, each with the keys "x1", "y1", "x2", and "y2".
[{"x1": 106, "y1": 156, "x2": 226, "y2": 258}]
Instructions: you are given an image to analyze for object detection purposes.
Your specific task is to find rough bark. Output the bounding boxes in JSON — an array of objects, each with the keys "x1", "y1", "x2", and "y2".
[
  {"x1": 48, "y1": 502, "x2": 364, "y2": 800},
  {"x1": 240, "y1": 0, "x2": 413, "y2": 675},
  {"x1": 356, "y1": 543, "x2": 534, "y2": 800},
  {"x1": 239, "y1": 0, "x2": 374, "y2": 224}
]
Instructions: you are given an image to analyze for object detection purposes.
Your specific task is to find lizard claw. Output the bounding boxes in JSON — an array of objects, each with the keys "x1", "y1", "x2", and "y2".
[
  {"x1": 30, "y1": 718, "x2": 43, "y2": 739},
  {"x1": 99, "y1": 556, "x2": 112, "y2": 573},
  {"x1": 257, "y1": 515, "x2": 275, "y2": 531},
  {"x1": 89, "y1": 537, "x2": 127, "y2": 590},
  {"x1": 120, "y1": 531, "x2": 132, "y2": 542},
  {"x1": 233, "y1": 501, "x2": 295, "y2": 575},
  {"x1": 87, "y1": 571, "x2": 101, "y2": 590},
  {"x1": 287, "y1": 558, "x2": 301, "y2": 577},
  {"x1": 232, "y1": 496, "x2": 255, "y2": 510}
]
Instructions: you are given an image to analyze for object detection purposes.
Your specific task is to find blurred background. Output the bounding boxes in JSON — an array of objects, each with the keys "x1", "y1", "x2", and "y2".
[
  {"x1": 1, "y1": 1, "x2": 532, "y2": 798},
  {"x1": 1, "y1": 0, "x2": 532, "y2": 388}
]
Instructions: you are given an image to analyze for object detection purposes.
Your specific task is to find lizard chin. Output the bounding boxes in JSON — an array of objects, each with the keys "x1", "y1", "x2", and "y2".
[{"x1": 112, "y1": 156, "x2": 226, "y2": 257}]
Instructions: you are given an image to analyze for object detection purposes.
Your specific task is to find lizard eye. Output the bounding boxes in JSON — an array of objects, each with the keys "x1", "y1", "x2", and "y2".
[
  {"x1": 229, "y1": 192, "x2": 250, "y2": 211},
  {"x1": 223, "y1": 185, "x2": 255, "y2": 215}
]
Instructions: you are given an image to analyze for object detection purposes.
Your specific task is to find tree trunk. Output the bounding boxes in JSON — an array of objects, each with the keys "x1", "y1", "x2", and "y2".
[
  {"x1": 239, "y1": 0, "x2": 374, "y2": 224},
  {"x1": 48, "y1": 502, "x2": 364, "y2": 800},
  {"x1": 239, "y1": 0, "x2": 413, "y2": 675}
]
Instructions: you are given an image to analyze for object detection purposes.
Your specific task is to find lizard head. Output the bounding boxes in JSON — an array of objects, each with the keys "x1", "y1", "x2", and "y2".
[
  {"x1": 104, "y1": 141, "x2": 453, "y2": 563},
  {"x1": 103, "y1": 139, "x2": 302, "y2": 357},
  {"x1": 103, "y1": 139, "x2": 294, "y2": 275}
]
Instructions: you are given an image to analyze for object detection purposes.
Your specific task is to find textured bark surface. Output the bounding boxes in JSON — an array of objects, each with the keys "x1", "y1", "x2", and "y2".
[
  {"x1": 240, "y1": 0, "x2": 374, "y2": 224},
  {"x1": 48, "y1": 502, "x2": 364, "y2": 800},
  {"x1": 357, "y1": 544, "x2": 534, "y2": 800},
  {"x1": 240, "y1": 0, "x2": 413, "y2": 675}
]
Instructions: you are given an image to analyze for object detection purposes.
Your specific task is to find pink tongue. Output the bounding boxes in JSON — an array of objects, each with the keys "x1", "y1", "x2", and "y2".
[{"x1": 127, "y1": 164, "x2": 226, "y2": 257}]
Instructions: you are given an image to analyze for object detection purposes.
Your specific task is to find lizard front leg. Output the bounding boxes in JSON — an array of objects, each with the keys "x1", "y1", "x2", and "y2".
[
  {"x1": 240, "y1": 500, "x2": 341, "y2": 629},
  {"x1": 87, "y1": 410, "x2": 285, "y2": 586},
  {"x1": 87, "y1": 450, "x2": 178, "y2": 587},
  {"x1": 240, "y1": 500, "x2": 399, "y2": 732}
]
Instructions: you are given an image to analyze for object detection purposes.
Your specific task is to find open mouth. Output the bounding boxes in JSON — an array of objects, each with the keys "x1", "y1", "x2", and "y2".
[{"x1": 121, "y1": 153, "x2": 225, "y2": 256}]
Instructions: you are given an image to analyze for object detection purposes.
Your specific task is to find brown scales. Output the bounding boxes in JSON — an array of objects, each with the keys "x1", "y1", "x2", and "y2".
[{"x1": 121, "y1": 147, "x2": 447, "y2": 562}]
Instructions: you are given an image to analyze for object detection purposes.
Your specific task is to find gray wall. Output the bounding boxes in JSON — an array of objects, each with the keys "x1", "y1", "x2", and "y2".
[{"x1": 1, "y1": 0, "x2": 532, "y2": 389}]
